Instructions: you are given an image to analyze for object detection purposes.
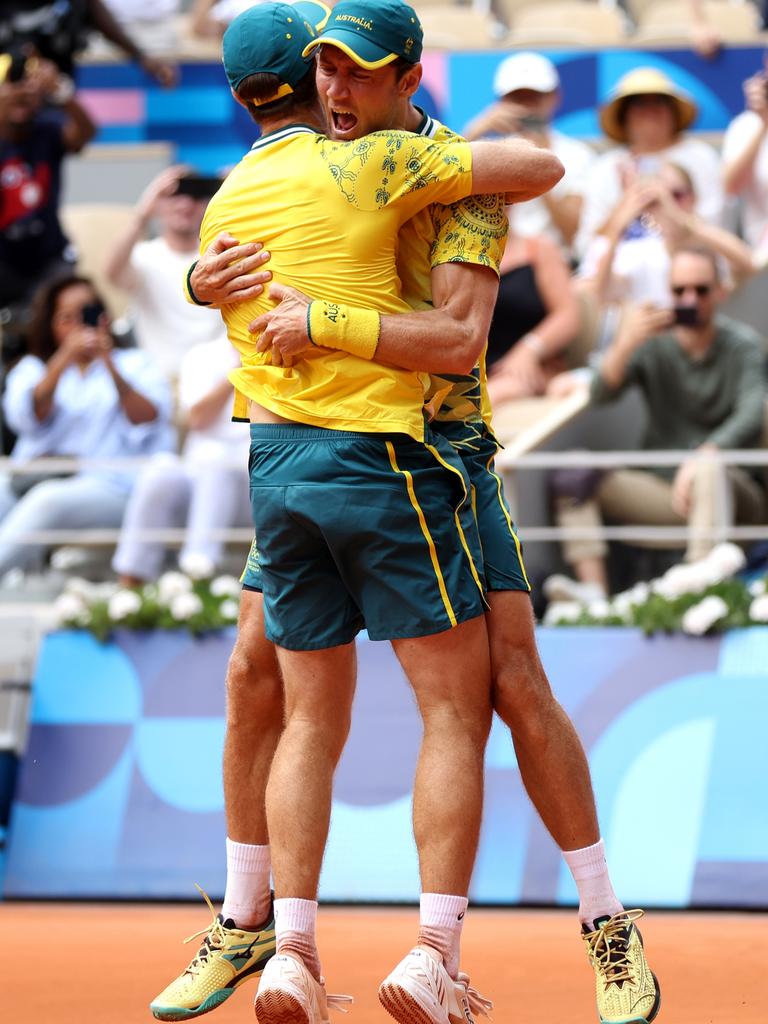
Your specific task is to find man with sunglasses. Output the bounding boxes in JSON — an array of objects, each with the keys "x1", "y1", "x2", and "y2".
[{"x1": 551, "y1": 245, "x2": 766, "y2": 598}]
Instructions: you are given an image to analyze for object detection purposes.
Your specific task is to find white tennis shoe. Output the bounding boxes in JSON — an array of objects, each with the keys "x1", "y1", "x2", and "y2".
[
  {"x1": 254, "y1": 953, "x2": 352, "y2": 1024},
  {"x1": 378, "y1": 946, "x2": 492, "y2": 1024}
]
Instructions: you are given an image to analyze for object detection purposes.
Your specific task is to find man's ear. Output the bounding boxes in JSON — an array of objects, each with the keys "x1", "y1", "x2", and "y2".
[{"x1": 399, "y1": 62, "x2": 423, "y2": 99}]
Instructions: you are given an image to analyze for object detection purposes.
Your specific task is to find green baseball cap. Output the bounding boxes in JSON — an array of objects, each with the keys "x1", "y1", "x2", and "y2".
[
  {"x1": 303, "y1": 0, "x2": 423, "y2": 69},
  {"x1": 223, "y1": 1, "x2": 331, "y2": 97}
]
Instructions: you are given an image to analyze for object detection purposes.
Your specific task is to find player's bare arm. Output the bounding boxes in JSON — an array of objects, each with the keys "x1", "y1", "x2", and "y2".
[
  {"x1": 251, "y1": 260, "x2": 498, "y2": 374},
  {"x1": 187, "y1": 232, "x2": 273, "y2": 306}
]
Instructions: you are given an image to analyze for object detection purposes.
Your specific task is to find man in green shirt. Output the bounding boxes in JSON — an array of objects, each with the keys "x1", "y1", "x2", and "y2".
[{"x1": 550, "y1": 246, "x2": 766, "y2": 600}]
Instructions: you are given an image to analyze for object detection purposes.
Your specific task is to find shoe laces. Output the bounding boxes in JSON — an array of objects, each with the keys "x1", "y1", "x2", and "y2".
[
  {"x1": 181, "y1": 884, "x2": 241, "y2": 975},
  {"x1": 583, "y1": 909, "x2": 645, "y2": 989},
  {"x1": 456, "y1": 974, "x2": 494, "y2": 1023}
]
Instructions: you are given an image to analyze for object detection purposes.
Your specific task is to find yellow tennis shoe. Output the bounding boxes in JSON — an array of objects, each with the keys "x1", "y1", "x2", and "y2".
[
  {"x1": 151, "y1": 889, "x2": 275, "y2": 1021},
  {"x1": 582, "y1": 909, "x2": 661, "y2": 1024}
]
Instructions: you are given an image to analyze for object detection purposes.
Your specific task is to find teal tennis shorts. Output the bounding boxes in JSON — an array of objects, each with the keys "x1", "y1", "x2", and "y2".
[
  {"x1": 433, "y1": 421, "x2": 530, "y2": 593},
  {"x1": 246, "y1": 423, "x2": 486, "y2": 651}
]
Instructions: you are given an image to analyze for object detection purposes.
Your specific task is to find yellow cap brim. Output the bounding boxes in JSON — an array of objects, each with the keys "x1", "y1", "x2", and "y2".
[{"x1": 302, "y1": 35, "x2": 399, "y2": 70}]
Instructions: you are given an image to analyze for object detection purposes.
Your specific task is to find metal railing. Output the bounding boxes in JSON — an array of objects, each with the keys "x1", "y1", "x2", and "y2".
[{"x1": 0, "y1": 448, "x2": 767, "y2": 547}]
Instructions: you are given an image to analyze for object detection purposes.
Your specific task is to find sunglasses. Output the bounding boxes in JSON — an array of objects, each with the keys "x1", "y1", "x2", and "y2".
[{"x1": 671, "y1": 284, "x2": 712, "y2": 297}]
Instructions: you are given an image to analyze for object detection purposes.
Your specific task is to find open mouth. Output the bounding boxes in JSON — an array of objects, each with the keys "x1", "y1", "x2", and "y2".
[{"x1": 331, "y1": 108, "x2": 359, "y2": 135}]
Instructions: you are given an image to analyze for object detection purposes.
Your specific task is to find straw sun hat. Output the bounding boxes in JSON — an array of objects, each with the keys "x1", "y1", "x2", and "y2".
[{"x1": 599, "y1": 67, "x2": 698, "y2": 143}]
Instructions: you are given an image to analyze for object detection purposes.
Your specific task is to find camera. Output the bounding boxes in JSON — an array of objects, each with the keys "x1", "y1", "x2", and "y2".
[
  {"x1": 81, "y1": 301, "x2": 105, "y2": 327},
  {"x1": 176, "y1": 175, "x2": 221, "y2": 201},
  {"x1": 673, "y1": 305, "x2": 698, "y2": 327}
]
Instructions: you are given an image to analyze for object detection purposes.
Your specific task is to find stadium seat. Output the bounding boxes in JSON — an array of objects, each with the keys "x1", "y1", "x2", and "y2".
[
  {"x1": 415, "y1": 7, "x2": 503, "y2": 48},
  {"x1": 60, "y1": 204, "x2": 136, "y2": 318},
  {"x1": 635, "y1": 0, "x2": 762, "y2": 43},
  {"x1": 508, "y1": 1, "x2": 627, "y2": 45}
]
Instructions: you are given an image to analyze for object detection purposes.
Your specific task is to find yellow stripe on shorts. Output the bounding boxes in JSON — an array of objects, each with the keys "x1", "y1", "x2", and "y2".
[
  {"x1": 385, "y1": 441, "x2": 457, "y2": 628},
  {"x1": 424, "y1": 443, "x2": 485, "y2": 599},
  {"x1": 484, "y1": 450, "x2": 531, "y2": 590}
]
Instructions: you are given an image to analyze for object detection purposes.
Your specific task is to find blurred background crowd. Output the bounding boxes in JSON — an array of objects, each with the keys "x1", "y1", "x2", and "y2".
[{"x1": 2, "y1": 0, "x2": 768, "y2": 614}]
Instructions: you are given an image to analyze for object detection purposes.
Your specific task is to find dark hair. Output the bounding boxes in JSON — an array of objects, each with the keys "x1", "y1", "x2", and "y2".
[
  {"x1": 26, "y1": 273, "x2": 106, "y2": 363},
  {"x1": 236, "y1": 65, "x2": 318, "y2": 123},
  {"x1": 672, "y1": 245, "x2": 721, "y2": 282}
]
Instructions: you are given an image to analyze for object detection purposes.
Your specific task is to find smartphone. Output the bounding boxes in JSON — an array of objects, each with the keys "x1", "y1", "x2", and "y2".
[
  {"x1": 176, "y1": 175, "x2": 221, "y2": 201},
  {"x1": 81, "y1": 301, "x2": 105, "y2": 327},
  {"x1": 673, "y1": 306, "x2": 698, "y2": 327},
  {"x1": 6, "y1": 51, "x2": 28, "y2": 83}
]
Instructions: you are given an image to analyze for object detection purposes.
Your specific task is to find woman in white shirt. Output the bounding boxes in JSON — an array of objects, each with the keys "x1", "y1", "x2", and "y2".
[
  {"x1": 0, "y1": 274, "x2": 173, "y2": 578},
  {"x1": 723, "y1": 55, "x2": 768, "y2": 256},
  {"x1": 576, "y1": 67, "x2": 724, "y2": 259}
]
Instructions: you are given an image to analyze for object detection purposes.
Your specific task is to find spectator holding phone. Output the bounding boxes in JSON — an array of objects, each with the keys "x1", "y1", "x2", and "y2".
[
  {"x1": 576, "y1": 68, "x2": 723, "y2": 260},
  {"x1": 544, "y1": 248, "x2": 766, "y2": 605},
  {"x1": 0, "y1": 274, "x2": 173, "y2": 579},
  {"x1": 723, "y1": 52, "x2": 768, "y2": 258},
  {"x1": 105, "y1": 165, "x2": 234, "y2": 383},
  {"x1": 464, "y1": 52, "x2": 594, "y2": 255},
  {"x1": 579, "y1": 161, "x2": 754, "y2": 309}
]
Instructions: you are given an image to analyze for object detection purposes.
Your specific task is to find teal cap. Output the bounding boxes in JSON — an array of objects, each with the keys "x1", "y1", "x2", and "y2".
[
  {"x1": 223, "y1": 1, "x2": 331, "y2": 97},
  {"x1": 303, "y1": 0, "x2": 422, "y2": 68}
]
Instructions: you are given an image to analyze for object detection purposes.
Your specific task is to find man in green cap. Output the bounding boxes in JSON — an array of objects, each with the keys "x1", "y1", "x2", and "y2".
[{"x1": 151, "y1": 3, "x2": 564, "y2": 1024}]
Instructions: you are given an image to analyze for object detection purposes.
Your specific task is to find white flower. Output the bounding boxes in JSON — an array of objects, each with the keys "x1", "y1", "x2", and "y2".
[
  {"x1": 628, "y1": 581, "x2": 650, "y2": 605},
  {"x1": 681, "y1": 595, "x2": 729, "y2": 636},
  {"x1": 610, "y1": 592, "x2": 635, "y2": 621},
  {"x1": 704, "y1": 542, "x2": 746, "y2": 582},
  {"x1": 170, "y1": 592, "x2": 204, "y2": 620},
  {"x1": 157, "y1": 571, "x2": 193, "y2": 604},
  {"x1": 587, "y1": 598, "x2": 611, "y2": 620},
  {"x1": 749, "y1": 594, "x2": 768, "y2": 623},
  {"x1": 179, "y1": 552, "x2": 215, "y2": 580},
  {"x1": 64, "y1": 576, "x2": 93, "y2": 599},
  {"x1": 749, "y1": 578, "x2": 767, "y2": 598},
  {"x1": 220, "y1": 599, "x2": 240, "y2": 621},
  {"x1": 108, "y1": 589, "x2": 142, "y2": 621},
  {"x1": 543, "y1": 600, "x2": 583, "y2": 625},
  {"x1": 53, "y1": 592, "x2": 87, "y2": 626},
  {"x1": 210, "y1": 575, "x2": 242, "y2": 599}
]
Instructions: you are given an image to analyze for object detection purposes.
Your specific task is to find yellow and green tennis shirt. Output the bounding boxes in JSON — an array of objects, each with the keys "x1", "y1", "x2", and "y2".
[
  {"x1": 199, "y1": 124, "x2": 474, "y2": 441},
  {"x1": 398, "y1": 112, "x2": 508, "y2": 433}
]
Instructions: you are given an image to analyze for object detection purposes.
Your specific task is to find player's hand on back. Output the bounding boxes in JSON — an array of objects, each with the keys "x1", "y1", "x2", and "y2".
[
  {"x1": 251, "y1": 283, "x2": 314, "y2": 366},
  {"x1": 191, "y1": 233, "x2": 272, "y2": 306}
]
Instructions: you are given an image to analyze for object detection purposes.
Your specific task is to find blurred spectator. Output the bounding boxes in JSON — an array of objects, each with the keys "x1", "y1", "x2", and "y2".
[
  {"x1": 189, "y1": 0, "x2": 328, "y2": 39},
  {"x1": 0, "y1": 53, "x2": 95, "y2": 315},
  {"x1": 464, "y1": 52, "x2": 594, "y2": 255},
  {"x1": 104, "y1": 166, "x2": 226, "y2": 384},
  {"x1": 579, "y1": 162, "x2": 754, "y2": 309},
  {"x1": 486, "y1": 231, "x2": 580, "y2": 405},
  {"x1": 687, "y1": 0, "x2": 722, "y2": 59},
  {"x1": 113, "y1": 337, "x2": 250, "y2": 585},
  {"x1": 0, "y1": 274, "x2": 173, "y2": 579},
  {"x1": 723, "y1": 53, "x2": 768, "y2": 258},
  {"x1": 99, "y1": 0, "x2": 182, "y2": 56},
  {"x1": 0, "y1": 0, "x2": 176, "y2": 85},
  {"x1": 545, "y1": 248, "x2": 766, "y2": 604},
  {"x1": 576, "y1": 68, "x2": 723, "y2": 259}
]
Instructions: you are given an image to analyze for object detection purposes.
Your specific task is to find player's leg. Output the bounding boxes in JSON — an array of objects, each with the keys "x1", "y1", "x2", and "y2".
[
  {"x1": 150, "y1": 588, "x2": 283, "y2": 1021},
  {"x1": 472, "y1": 435, "x2": 660, "y2": 1024}
]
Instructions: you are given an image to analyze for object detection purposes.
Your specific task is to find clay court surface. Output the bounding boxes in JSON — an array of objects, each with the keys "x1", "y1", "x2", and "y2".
[{"x1": 5, "y1": 903, "x2": 765, "y2": 1023}]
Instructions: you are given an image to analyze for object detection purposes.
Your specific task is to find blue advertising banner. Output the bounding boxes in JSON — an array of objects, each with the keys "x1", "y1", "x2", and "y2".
[
  {"x1": 76, "y1": 46, "x2": 764, "y2": 173},
  {"x1": 4, "y1": 627, "x2": 768, "y2": 906}
]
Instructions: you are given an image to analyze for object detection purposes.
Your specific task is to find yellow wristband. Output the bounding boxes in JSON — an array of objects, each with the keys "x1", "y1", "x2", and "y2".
[{"x1": 307, "y1": 300, "x2": 380, "y2": 360}]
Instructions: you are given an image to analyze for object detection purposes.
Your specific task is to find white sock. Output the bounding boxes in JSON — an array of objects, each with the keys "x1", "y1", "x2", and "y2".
[
  {"x1": 221, "y1": 838, "x2": 272, "y2": 928},
  {"x1": 562, "y1": 838, "x2": 623, "y2": 928},
  {"x1": 274, "y1": 897, "x2": 321, "y2": 981},
  {"x1": 417, "y1": 892, "x2": 468, "y2": 979}
]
